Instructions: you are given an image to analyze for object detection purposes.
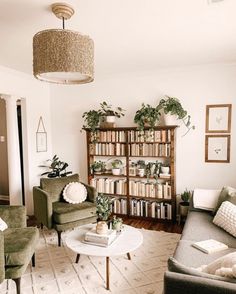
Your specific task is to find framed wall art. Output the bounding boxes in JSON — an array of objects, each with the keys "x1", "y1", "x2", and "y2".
[
  {"x1": 36, "y1": 116, "x2": 47, "y2": 152},
  {"x1": 205, "y1": 104, "x2": 232, "y2": 133},
  {"x1": 205, "y1": 135, "x2": 230, "y2": 163}
]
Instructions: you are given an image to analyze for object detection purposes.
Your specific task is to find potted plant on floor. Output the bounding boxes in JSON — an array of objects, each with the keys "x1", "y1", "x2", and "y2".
[
  {"x1": 179, "y1": 189, "x2": 191, "y2": 219},
  {"x1": 40, "y1": 155, "x2": 72, "y2": 178},
  {"x1": 134, "y1": 103, "x2": 161, "y2": 133},
  {"x1": 111, "y1": 159, "x2": 123, "y2": 175},
  {"x1": 158, "y1": 96, "x2": 195, "y2": 136}
]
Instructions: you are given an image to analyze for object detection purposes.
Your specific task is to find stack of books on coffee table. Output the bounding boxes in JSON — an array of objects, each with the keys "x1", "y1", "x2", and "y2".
[{"x1": 84, "y1": 228, "x2": 117, "y2": 247}]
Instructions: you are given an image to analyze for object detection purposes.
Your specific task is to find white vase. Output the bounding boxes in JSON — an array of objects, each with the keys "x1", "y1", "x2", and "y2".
[
  {"x1": 96, "y1": 221, "x2": 108, "y2": 235},
  {"x1": 106, "y1": 116, "x2": 116, "y2": 123},
  {"x1": 138, "y1": 168, "x2": 145, "y2": 177},
  {"x1": 112, "y1": 168, "x2": 121, "y2": 175},
  {"x1": 163, "y1": 113, "x2": 179, "y2": 126},
  {"x1": 161, "y1": 166, "x2": 170, "y2": 175}
]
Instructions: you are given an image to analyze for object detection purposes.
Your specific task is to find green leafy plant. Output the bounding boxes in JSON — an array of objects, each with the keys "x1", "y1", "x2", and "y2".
[
  {"x1": 91, "y1": 161, "x2": 106, "y2": 173},
  {"x1": 137, "y1": 160, "x2": 146, "y2": 169},
  {"x1": 111, "y1": 215, "x2": 123, "y2": 230},
  {"x1": 180, "y1": 189, "x2": 192, "y2": 203},
  {"x1": 82, "y1": 110, "x2": 102, "y2": 134},
  {"x1": 111, "y1": 159, "x2": 123, "y2": 169},
  {"x1": 134, "y1": 103, "x2": 161, "y2": 133},
  {"x1": 100, "y1": 101, "x2": 125, "y2": 117},
  {"x1": 40, "y1": 155, "x2": 72, "y2": 178},
  {"x1": 158, "y1": 96, "x2": 195, "y2": 136},
  {"x1": 96, "y1": 194, "x2": 113, "y2": 221}
]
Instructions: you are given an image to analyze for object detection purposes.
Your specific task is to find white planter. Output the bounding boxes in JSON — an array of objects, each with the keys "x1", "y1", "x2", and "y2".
[
  {"x1": 106, "y1": 116, "x2": 116, "y2": 123},
  {"x1": 163, "y1": 113, "x2": 179, "y2": 126},
  {"x1": 161, "y1": 166, "x2": 170, "y2": 175},
  {"x1": 138, "y1": 168, "x2": 145, "y2": 177},
  {"x1": 112, "y1": 168, "x2": 121, "y2": 175}
]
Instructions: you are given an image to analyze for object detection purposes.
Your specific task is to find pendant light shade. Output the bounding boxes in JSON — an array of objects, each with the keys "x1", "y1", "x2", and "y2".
[{"x1": 33, "y1": 3, "x2": 94, "y2": 84}]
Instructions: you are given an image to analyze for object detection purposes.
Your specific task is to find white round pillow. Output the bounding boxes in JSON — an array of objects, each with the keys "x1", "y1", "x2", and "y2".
[{"x1": 63, "y1": 182, "x2": 87, "y2": 204}]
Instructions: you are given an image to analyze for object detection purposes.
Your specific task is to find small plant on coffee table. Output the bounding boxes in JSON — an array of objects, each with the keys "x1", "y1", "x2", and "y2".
[{"x1": 96, "y1": 194, "x2": 113, "y2": 221}]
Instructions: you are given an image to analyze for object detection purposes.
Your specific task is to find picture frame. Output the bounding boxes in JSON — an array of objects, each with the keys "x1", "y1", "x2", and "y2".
[
  {"x1": 206, "y1": 104, "x2": 232, "y2": 133},
  {"x1": 205, "y1": 135, "x2": 230, "y2": 163},
  {"x1": 129, "y1": 167, "x2": 136, "y2": 176},
  {"x1": 36, "y1": 116, "x2": 47, "y2": 152},
  {"x1": 36, "y1": 132, "x2": 47, "y2": 152}
]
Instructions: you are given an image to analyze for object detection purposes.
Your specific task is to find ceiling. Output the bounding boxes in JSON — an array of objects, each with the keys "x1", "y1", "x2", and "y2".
[{"x1": 0, "y1": 0, "x2": 235, "y2": 77}]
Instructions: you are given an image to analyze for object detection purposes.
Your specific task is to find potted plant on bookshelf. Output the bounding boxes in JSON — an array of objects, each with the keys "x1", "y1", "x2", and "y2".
[
  {"x1": 137, "y1": 160, "x2": 146, "y2": 177},
  {"x1": 82, "y1": 109, "x2": 102, "y2": 142},
  {"x1": 158, "y1": 96, "x2": 195, "y2": 136},
  {"x1": 96, "y1": 194, "x2": 113, "y2": 222},
  {"x1": 160, "y1": 163, "x2": 170, "y2": 175},
  {"x1": 111, "y1": 159, "x2": 123, "y2": 175},
  {"x1": 91, "y1": 161, "x2": 106, "y2": 174},
  {"x1": 179, "y1": 189, "x2": 191, "y2": 219},
  {"x1": 145, "y1": 162, "x2": 155, "y2": 180},
  {"x1": 39, "y1": 155, "x2": 72, "y2": 178},
  {"x1": 100, "y1": 101, "x2": 125, "y2": 126},
  {"x1": 134, "y1": 103, "x2": 161, "y2": 133}
]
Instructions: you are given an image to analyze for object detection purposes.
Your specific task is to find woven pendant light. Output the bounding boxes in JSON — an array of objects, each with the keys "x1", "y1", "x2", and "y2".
[{"x1": 33, "y1": 3, "x2": 94, "y2": 84}]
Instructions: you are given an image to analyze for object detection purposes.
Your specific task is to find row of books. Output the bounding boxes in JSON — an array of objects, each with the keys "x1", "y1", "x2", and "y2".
[
  {"x1": 130, "y1": 199, "x2": 172, "y2": 219},
  {"x1": 129, "y1": 143, "x2": 171, "y2": 157},
  {"x1": 111, "y1": 198, "x2": 128, "y2": 214},
  {"x1": 128, "y1": 130, "x2": 171, "y2": 143},
  {"x1": 94, "y1": 130, "x2": 126, "y2": 143},
  {"x1": 129, "y1": 181, "x2": 171, "y2": 199},
  {"x1": 90, "y1": 178, "x2": 127, "y2": 195},
  {"x1": 89, "y1": 143, "x2": 126, "y2": 156}
]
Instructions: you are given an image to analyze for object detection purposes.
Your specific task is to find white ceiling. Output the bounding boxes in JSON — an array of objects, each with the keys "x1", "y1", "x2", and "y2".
[{"x1": 0, "y1": 0, "x2": 235, "y2": 76}]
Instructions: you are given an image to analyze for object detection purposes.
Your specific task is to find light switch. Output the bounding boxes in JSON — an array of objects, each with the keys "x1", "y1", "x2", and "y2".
[{"x1": 0, "y1": 136, "x2": 5, "y2": 143}]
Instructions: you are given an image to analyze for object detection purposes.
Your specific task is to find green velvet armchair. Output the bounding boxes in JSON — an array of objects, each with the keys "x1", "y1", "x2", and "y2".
[
  {"x1": 33, "y1": 174, "x2": 97, "y2": 246},
  {"x1": 0, "y1": 205, "x2": 39, "y2": 294}
]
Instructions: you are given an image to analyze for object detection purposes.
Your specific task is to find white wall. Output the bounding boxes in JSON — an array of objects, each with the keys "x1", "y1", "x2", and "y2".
[
  {"x1": 50, "y1": 63, "x2": 236, "y2": 193},
  {"x1": 0, "y1": 66, "x2": 52, "y2": 215}
]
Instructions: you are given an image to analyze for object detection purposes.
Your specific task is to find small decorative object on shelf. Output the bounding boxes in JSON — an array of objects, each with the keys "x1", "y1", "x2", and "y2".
[
  {"x1": 87, "y1": 126, "x2": 177, "y2": 222},
  {"x1": 39, "y1": 154, "x2": 72, "y2": 178},
  {"x1": 179, "y1": 189, "x2": 191, "y2": 224},
  {"x1": 111, "y1": 159, "x2": 123, "y2": 175},
  {"x1": 158, "y1": 96, "x2": 195, "y2": 136},
  {"x1": 91, "y1": 160, "x2": 106, "y2": 174},
  {"x1": 160, "y1": 163, "x2": 170, "y2": 175}
]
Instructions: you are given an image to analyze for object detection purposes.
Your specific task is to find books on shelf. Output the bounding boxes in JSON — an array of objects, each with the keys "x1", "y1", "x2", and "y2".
[
  {"x1": 128, "y1": 143, "x2": 170, "y2": 157},
  {"x1": 96, "y1": 130, "x2": 126, "y2": 143},
  {"x1": 89, "y1": 143, "x2": 125, "y2": 156},
  {"x1": 130, "y1": 199, "x2": 172, "y2": 219},
  {"x1": 84, "y1": 228, "x2": 117, "y2": 247},
  {"x1": 128, "y1": 130, "x2": 171, "y2": 143},
  {"x1": 90, "y1": 178, "x2": 127, "y2": 195},
  {"x1": 192, "y1": 239, "x2": 228, "y2": 254}
]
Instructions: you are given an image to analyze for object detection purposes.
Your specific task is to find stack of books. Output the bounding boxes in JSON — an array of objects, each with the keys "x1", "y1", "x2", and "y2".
[{"x1": 84, "y1": 228, "x2": 117, "y2": 247}]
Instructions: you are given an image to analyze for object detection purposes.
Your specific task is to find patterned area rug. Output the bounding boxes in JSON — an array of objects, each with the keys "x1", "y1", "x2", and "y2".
[{"x1": 1, "y1": 228, "x2": 180, "y2": 294}]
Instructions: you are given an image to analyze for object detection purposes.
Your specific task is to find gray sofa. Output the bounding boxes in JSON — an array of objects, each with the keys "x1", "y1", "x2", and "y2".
[{"x1": 164, "y1": 202, "x2": 236, "y2": 294}]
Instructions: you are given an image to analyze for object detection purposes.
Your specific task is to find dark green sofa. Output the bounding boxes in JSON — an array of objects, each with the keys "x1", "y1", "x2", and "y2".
[
  {"x1": 0, "y1": 205, "x2": 39, "y2": 294},
  {"x1": 33, "y1": 174, "x2": 97, "y2": 246}
]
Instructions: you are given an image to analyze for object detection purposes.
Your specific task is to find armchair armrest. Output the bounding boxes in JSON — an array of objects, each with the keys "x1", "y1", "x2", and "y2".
[
  {"x1": 33, "y1": 187, "x2": 53, "y2": 229},
  {"x1": 0, "y1": 231, "x2": 4, "y2": 283},
  {"x1": 82, "y1": 183, "x2": 97, "y2": 203},
  {"x1": 0, "y1": 205, "x2": 26, "y2": 228}
]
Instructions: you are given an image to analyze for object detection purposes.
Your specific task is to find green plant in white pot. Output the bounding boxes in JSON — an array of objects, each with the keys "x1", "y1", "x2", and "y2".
[
  {"x1": 111, "y1": 159, "x2": 123, "y2": 175},
  {"x1": 158, "y1": 96, "x2": 195, "y2": 136},
  {"x1": 91, "y1": 161, "x2": 106, "y2": 174},
  {"x1": 137, "y1": 160, "x2": 146, "y2": 177},
  {"x1": 100, "y1": 101, "x2": 125, "y2": 124},
  {"x1": 179, "y1": 189, "x2": 191, "y2": 219}
]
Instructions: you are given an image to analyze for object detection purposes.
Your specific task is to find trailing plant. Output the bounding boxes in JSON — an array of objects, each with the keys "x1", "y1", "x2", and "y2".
[
  {"x1": 40, "y1": 155, "x2": 72, "y2": 178},
  {"x1": 96, "y1": 194, "x2": 113, "y2": 221},
  {"x1": 180, "y1": 189, "x2": 192, "y2": 203},
  {"x1": 134, "y1": 103, "x2": 161, "y2": 133},
  {"x1": 158, "y1": 96, "x2": 195, "y2": 136},
  {"x1": 100, "y1": 101, "x2": 125, "y2": 117}
]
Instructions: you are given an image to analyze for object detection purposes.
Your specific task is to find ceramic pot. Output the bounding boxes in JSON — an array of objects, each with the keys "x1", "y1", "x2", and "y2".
[
  {"x1": 112, "y1": 168, "x2": 121, "y2": 175},
  {"x1": 163, "y1": 113, "x2": 179, "y2": 126},
  {"x1": 161, "y1": 166, "x2": 170, "y2": 174},
  {"x1": 138, "y1": 168, "x2": 145, "y2": 177},
  {"x1": 179, "y1": 202, "x2": 189, "y2": 217},
  {"x1": 96, "y1": 221, "x2": 108, "y2": 235},
  {"x1": 106, "y1": 116, "x2": 116, "y2": 123}
]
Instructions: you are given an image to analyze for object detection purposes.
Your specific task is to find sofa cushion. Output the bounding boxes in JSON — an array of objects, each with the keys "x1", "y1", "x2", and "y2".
[
  {"x1": 168, "y1": 257, "x2": 236, "y2": 283},
  {"x1": 181, "y1": 211, "x2": 236, "y2": 248},
  {"x1": 213, "y1": 201, "x2": 236, "y2": 238},
  {"x1": 213, "y1": 186, "x2": 236, "y2": 214},
  {"x1": 193, "y1": 189, "x2": 220, "y2": 211},
  {"x1": 63, "y1": 182, "x2": 87, "y2": 204},
  {"x1": 53, "y1": 201, "x2": 96, "y2": 224},
  {"x1": 0, "y1": 218, "x2": 8, "y2": 231},
  {"x1": 4, "y1": 227, "x2": 39, "y2": 266},
  {"x1": 40, "y1": 174, "x2": 80, "y2": 202}
]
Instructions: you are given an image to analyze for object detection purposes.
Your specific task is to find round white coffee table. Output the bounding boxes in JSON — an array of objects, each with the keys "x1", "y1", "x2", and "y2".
[{"x1": 66, "y1": 224, "x2": 143, "y2": 290}]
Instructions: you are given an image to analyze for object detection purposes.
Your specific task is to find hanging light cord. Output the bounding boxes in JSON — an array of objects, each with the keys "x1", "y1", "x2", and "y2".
[{"x1": 62, "y1": 17, "x2": 65, "y2": 29}]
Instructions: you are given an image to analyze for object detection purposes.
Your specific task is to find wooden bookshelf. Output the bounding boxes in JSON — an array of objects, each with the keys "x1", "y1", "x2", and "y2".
[{"x1": 85, "y1": 126, "x2": 177, "y2": 222}]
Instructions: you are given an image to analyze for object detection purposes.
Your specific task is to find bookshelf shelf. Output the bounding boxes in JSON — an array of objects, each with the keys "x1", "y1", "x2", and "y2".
[{"x1": 85, "y1": 126, "x2": 177, "y2": 222}]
